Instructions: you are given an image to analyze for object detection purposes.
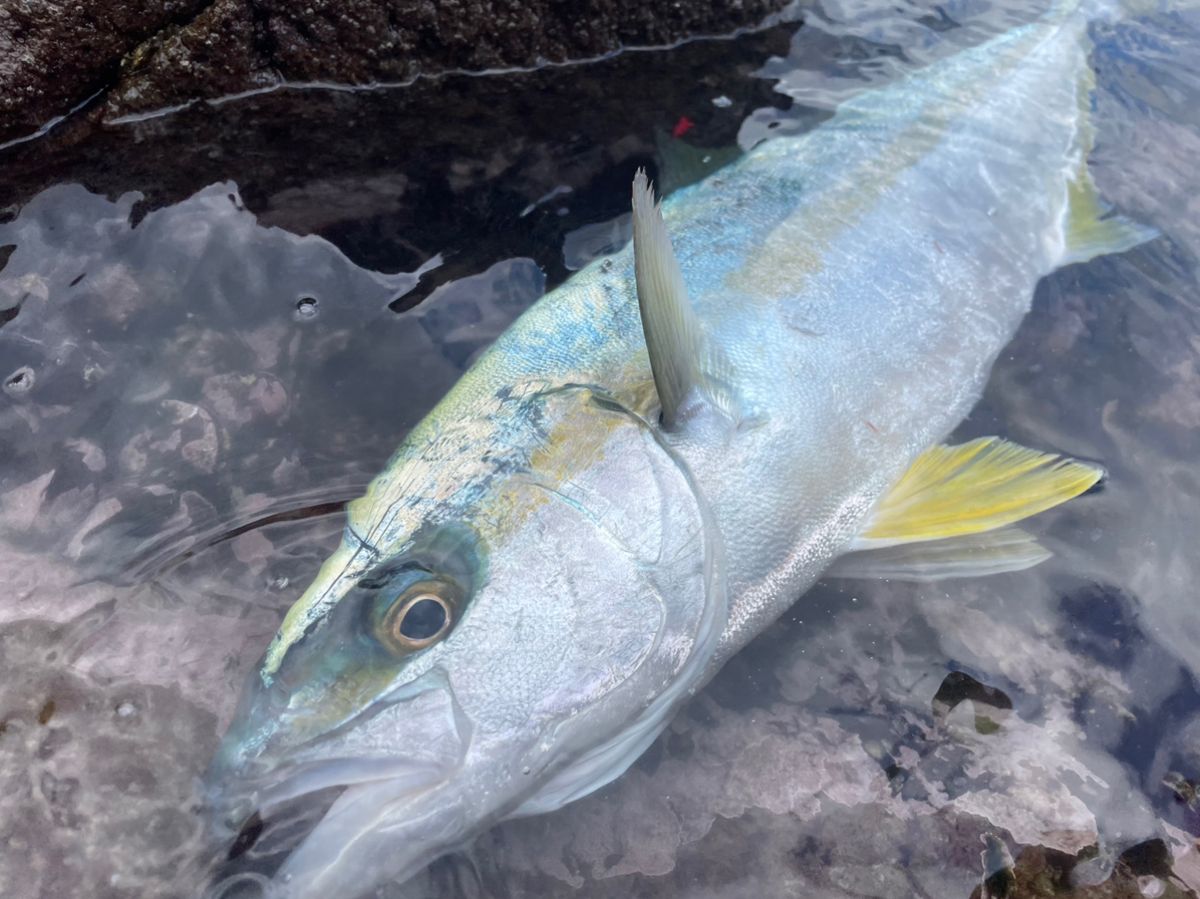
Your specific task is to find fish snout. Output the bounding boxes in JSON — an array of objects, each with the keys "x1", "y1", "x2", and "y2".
[{"x1": 206, "y1": 669, "x2": 471, "y2": 876}]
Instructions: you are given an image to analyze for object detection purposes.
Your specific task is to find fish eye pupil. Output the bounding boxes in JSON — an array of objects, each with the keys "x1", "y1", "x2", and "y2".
[
  {"x1": 372, "y1": 580, "x2": 460, "y2": 653},
  {"x1": 398, "y1": 597, "x2": 448, "y2": 642}
]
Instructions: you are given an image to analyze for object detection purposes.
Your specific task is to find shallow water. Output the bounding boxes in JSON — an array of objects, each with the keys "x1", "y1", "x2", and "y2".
[{"x1": 2, "y1": 1, "x2": 1200, "y2": 897}]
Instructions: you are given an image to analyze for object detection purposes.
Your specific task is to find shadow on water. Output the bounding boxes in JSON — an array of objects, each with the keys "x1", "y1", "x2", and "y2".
[{"x1": 2, "y1": 1, "x2": 1200, "y2": 897}]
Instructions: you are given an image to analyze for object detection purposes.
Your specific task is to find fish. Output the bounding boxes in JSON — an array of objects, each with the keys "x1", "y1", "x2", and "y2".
[{"x1": 207, "y1": 0, "x2": 1156, "y2": 895}]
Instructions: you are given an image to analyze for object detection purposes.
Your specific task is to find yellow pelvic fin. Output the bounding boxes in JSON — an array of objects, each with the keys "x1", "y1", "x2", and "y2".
[{"x1": 855, "y1": 437, "x2": 1103, "y2": 547}]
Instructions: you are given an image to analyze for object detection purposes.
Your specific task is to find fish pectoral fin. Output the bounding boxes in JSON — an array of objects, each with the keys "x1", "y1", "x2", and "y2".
[
  {"x1": 631, "y1": 169, "x2": 740, "y2": 428},
  {"x1": 851, "y1": 437, "x2": 1103, "y2": 548},
  {"x1": 833, "y1": 436, "x2": 1103, "y2": 583},
  {"x1": 827, "y1": 527, "x2": 1050, "y2": 582}
]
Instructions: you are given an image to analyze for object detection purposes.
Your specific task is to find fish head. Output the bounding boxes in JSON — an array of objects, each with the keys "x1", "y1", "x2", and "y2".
[{"x1": 209, "y1": 381, "x2": 725, "y2": 898}]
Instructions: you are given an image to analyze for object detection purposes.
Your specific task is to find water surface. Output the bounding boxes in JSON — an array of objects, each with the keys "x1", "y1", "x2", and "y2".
[{"x1": 1, "y1": 2, "x2": 1199, "y2": 897}]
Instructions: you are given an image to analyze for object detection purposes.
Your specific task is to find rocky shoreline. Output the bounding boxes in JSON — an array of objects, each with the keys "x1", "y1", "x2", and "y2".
[{"x1": 0, "y1": 0, "x2": 792, "y2": 146}]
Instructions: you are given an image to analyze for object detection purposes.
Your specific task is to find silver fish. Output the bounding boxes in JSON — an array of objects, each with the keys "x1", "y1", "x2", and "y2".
[{"x1": 208, "y1": 1, "x2": 1154, "y2": 894}]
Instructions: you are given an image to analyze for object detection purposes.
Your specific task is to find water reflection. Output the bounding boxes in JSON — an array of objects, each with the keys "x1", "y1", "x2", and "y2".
[{"x1": 1, "y1": 1, "x2": 1199, "y2": 898}]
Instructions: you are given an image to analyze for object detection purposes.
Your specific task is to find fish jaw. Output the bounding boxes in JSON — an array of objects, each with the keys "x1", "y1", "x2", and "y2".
[
  {"x1": 216, "y1": 678, "x2": 477, "y2": 899},
  {"x1": 269, "y1": 777, "x2": 470, "y2": 899}
]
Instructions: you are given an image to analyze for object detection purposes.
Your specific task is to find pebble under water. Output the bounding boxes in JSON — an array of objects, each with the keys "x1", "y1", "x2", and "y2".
[{"x1": 2, "y1": 1, "x2": 1200, "y2": 897}]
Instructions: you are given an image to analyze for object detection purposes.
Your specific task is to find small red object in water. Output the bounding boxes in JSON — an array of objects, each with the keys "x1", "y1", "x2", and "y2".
[{"x1": 672, "y1": 116, "x2": 695, "y2": 138}]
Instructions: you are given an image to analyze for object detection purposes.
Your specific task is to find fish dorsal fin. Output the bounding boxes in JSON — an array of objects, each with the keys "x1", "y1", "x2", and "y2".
[
  {"x1": 631, "y1": 169, "x2": 709, "y2": 429},
  {"x1": 852, "y1": 437, "x2": 1103, "y2": 549}
]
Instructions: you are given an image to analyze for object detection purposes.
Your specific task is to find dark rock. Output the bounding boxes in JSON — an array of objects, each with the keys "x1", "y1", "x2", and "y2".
[
  {"x1": 0, "y1": 0, "x2": 791, "y2": 144},
  {"x1": 0, "y1": 21, "x2": 795, "y2": 273},
  {"x1": 0, "y1": 0, "x2": 211, "y2": 142}
]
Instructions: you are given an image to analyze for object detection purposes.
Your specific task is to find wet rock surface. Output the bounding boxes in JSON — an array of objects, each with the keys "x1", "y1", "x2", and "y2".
[
  {"x1": 0, "y1": 23, "x2": 793, "y2": 284},
  {"x1": 0, "y1": 0, "x2": 207, "y2": 142},
  {"x1": 0, "y1": 0, "x2": 791, "y2": 144}
]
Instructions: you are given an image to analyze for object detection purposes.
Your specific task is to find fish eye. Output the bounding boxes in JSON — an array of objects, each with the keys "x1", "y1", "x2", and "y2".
[
  {"x1": 394, "y1": 595, "x2": 449, "y2": 644},
  {"x1": 373, "y1": 581, "x2": 458, "y2": 655}
]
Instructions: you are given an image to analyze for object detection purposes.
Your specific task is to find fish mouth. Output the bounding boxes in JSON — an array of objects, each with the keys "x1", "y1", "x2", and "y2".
[
  {"x1": 207, "y1": 675, "x2": 473, "y2": 897},
  {"x1": 265, "y1": 772, "x2": 469, "y2": 899},
  {"x1": 208, "y1": 753, "x2": 450, "y2": 874},
  {"x1": 208, "y1": 767, "x2": 469, "y2": 899},
  {"x1": 228, "y1": 754, "x2": 447, "y2": 822},
  {"x1": 207, "y1": 751, "x2": 461, "y2": 899},
  {"x1": 207, "y1": 760, "x2": 456, "y2": 899}
]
